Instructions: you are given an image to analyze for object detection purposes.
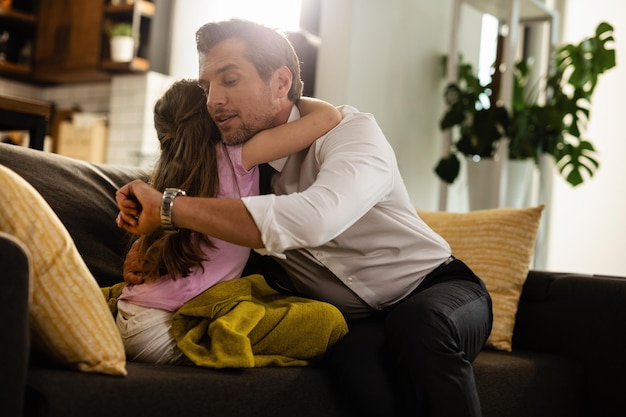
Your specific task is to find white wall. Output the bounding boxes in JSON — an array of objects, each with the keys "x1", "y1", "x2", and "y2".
[
  {"x1": 168, "y1": 1, "x2": 208, "y2": 80},
  {"x1": 168, "y1": 0, "x2": 302, "y2": 80},
  {"x1": 316, "y1": 0, "x2": 483, "y2": 210},
  {"x1": 545, "y1": 0, "x2": 626, "y2": 276}
]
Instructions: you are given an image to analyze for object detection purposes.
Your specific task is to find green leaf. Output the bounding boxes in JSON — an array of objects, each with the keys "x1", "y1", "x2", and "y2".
[
  {"x1": 434, "y1": 154, "x2": 461, "y2": 184},
  {"x1": 554, "y1": 140, "x2": 600, "y2": 187}
]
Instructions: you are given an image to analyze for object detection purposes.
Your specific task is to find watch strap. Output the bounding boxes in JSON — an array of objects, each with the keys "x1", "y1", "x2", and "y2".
[{"x1": 160, "y1": 188, "x2": 186, "y2": 231}]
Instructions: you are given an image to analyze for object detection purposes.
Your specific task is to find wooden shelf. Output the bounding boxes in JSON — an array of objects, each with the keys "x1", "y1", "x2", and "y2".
[
  {"x1": 0, "y1": 60, "x2": 30, "y2": 75},
  {"x1": 101, "y1": 56, "x2": 149, "y2": 72},
  {"x1": 0, "y1": 94, "x2": 51, "y2": 118},
  {"x1": 0, "y1": 6, "x2": 36, "y2": 23},
  {"x1": 463, "y1": 0, "x2": 555, "y2": 23},
  {"x1": 105, "y1": 1, "x2": 155, "y2": 17}
]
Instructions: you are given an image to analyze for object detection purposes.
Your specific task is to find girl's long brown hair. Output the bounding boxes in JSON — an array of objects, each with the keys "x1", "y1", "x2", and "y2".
[{"x1": 136, "y1": 79, "x2": 221, "y2": 281}]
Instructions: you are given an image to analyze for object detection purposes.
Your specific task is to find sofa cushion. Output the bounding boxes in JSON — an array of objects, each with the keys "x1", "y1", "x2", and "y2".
[
  {"x1": 0, "y1": 164, "x2": 126, "y2": 375},
  {"x1": 474, "y1": 349, "x2": 583, "y2": 417},
  {"x1": 26, "y1": 363, "x2": 355, "y2": 417},
  {"x1": 418, "y1": 206, "x2": 543, "y2": 351},
  {"x1": 513, "y1": 271, "x2": 626, "y2": 416},
  {"x1": 0, "y1": 143, "x2": 150, "y2": 287}
]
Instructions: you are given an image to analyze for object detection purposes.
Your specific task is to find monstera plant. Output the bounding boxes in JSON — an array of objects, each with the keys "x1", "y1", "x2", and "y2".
[
  {"x1": 436, "y1": 21, "x2": 617, "y2": 187},
  {"x1": 509, "y1": 21, "x2": 616, "y2": 186}
]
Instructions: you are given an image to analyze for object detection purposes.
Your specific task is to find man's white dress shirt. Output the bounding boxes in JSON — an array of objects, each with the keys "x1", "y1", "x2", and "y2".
[{"x1": 243, "y1": 105, "x2": 450, "y2": 318}]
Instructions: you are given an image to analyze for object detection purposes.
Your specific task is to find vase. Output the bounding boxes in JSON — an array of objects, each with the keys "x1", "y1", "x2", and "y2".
[
  {"x1": 466, "y1": 157, "x2": 500, "y2": 211},
  {"x1": 110, "y1": 36, "x2": 134, "y2": 62},
  {"x1": 505, "y1": 159, "x2": 535, "y2": 208}
]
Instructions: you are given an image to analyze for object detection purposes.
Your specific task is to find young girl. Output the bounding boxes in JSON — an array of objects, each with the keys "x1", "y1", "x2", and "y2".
[{"x1": 114, "y1": 79, "x2": 342, "y2": 365}]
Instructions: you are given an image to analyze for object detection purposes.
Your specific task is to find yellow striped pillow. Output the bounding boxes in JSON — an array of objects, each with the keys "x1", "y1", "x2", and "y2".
[
  {"x1": 0, "y1": 165, "x2": 126, "y2": 375},
  {"x1": 418, "y1": 206, "x2": 543, "y2": 352}
]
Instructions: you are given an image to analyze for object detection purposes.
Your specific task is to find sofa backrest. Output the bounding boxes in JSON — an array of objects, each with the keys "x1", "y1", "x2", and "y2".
[
  {"x1": 0, "y1": 143, "x2": 150, "y2": 287},
  {"x1": 514, "y1": 270, "x2": 626, "y2": 415}
]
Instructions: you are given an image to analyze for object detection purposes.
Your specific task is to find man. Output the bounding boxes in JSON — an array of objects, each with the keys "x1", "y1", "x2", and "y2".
[{"x1": 116, "y1": 19, "x2": 492, "y2": 417}]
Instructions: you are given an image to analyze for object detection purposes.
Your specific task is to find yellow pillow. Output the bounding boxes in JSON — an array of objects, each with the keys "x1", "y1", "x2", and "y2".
[
  {"x1": 418, "y1": 205, "x2": 543, "y2": 352},
  {"x1": 0, "y1": 165, "x2": 126, "y2": 375}
]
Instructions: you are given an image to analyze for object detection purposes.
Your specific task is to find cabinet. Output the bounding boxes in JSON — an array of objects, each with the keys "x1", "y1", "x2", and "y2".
[
  {"x1": 33, "y1": 0, "x2": 109, "y2": 83},
  {"x1": 0, "y1": 0, "x2": 169, "y2": 84},
  {"x1": 439, "y1": 0, "x2": 557, "y2": 211}
]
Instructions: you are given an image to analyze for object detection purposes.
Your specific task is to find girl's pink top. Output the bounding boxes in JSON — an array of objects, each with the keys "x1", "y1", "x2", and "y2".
[{"x1": 119, "y1": 144, "x2": 259, "y2": 311}]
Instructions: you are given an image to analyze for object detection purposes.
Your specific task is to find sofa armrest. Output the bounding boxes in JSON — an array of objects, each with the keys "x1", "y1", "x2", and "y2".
[
  {"x1": 0, "y1": 233, "x2": 30, "y2": 417},
  {"x1": 513, "y1": 270, "x2": 626, "y2": 415}
]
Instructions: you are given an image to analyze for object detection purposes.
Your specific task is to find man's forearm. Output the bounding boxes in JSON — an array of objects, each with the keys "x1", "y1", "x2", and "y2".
[{"x1": 172, "y1": 196, "x2": 264, "y2": 248}]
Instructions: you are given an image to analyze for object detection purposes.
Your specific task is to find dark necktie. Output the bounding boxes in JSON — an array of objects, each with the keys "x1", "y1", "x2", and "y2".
[
  {"x1": 258, "y1": 162, "x2": 277, "y2": 195},
  {"x1": 245, "y1": 162, "x2": 295, "y2": 294}
]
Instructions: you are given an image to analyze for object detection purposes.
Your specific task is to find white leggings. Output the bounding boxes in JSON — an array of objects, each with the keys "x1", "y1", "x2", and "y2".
[{"x1": 116, "y1": 300, "x2": 186, "y2": 365}]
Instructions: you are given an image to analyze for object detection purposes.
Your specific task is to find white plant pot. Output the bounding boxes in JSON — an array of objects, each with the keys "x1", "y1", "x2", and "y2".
[
  {"x1": 505, "y1": 159, "x2": 535, "y2": 208},
  {"x1": 466, "y1": 157, "x2": 500, "y2": 211},
  {"x1": 110, "y1": 36, "x2": 135, "y2": 62}
]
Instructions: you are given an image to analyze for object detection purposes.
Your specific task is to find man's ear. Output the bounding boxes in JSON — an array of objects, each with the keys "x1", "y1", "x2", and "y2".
[{"x1": 273, "y1": 66, "x2": 293, "y2": 99}]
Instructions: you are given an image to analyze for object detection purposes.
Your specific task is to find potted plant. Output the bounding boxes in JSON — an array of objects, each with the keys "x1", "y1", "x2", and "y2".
[
  {"x1": 508, "y1": 21, "x2": 616, "y2": 186},
  {"x1": 109, "y1": 22, "x2": 135, "y2": 62},
  {"x1": 434, "y1": 59, "x2": 509, "y2": 185},
  {"x1": 435, "y1": 22, "x2": 617, "y2": 188}
]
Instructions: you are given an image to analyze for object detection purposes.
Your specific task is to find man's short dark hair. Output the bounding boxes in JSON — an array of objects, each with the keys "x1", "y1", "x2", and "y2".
[{"x1": 196, "y1": 19, "x2": 303, "y2": 103}]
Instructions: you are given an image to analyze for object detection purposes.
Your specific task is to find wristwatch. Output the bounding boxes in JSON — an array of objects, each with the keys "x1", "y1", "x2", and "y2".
[{"x1": 160, "y1": 188, "x2": 186, "y2": 231}]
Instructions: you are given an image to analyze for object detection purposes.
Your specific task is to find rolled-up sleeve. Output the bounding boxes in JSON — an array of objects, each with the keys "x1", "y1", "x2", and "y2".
[{"x1": 242, "y1": 193, "x2": 290, "y2": 258}]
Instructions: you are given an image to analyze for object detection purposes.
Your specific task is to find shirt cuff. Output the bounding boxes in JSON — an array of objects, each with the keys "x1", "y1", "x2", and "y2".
[{"x1": 242, "y1": 195, "x2": 287, "y2": 259}]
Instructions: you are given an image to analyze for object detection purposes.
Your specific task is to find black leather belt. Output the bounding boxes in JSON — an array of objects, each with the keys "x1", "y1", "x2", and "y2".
[
  {"x1": 427, "y1": 255, "x2": 455, "y2": 279},
  {"x1": 441, "y1": 255, "x2": 455, "y2": 267}
]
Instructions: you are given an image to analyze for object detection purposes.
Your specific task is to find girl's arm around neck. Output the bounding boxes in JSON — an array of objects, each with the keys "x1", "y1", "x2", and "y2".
[{"x1": 241, "y1": 97, "x2": 341, "y2": 170}]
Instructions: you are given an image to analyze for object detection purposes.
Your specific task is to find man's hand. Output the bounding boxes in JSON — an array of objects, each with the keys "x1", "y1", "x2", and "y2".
[
  {"x1": 123, "y1": 239, "x2": 145, "y2": 285},
  {"x1": 115, "y1": 179, "x2": 162, "y2": 235}
]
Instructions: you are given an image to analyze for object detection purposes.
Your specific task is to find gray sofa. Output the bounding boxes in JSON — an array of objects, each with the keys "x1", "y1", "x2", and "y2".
[{"x1": 1, "y1": 142, "x2": 625, "y2": 417}]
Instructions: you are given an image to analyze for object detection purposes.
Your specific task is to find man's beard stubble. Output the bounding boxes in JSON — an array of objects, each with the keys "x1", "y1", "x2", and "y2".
[
  {"x1": 220, "y1": 122, "x2": 260, "y2": 146},
  {"x1": 218, "y1": 94, "x2": 277, "y2": 147}
]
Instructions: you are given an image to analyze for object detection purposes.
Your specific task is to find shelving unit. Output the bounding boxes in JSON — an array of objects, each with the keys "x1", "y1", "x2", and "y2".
[
  {"x1": 0, "y1": 1, "x2": 37, "y2": 79},
  {"x1": 101, "y1": 0, "x2": 155, "y2": 72},
  {"x1": 0, "y1": 0, "x2": 168, "y2": 84},
  {"x1": 439, "y1": 0, "x2": 557, "y2": 211},
  {"x1": 32, "y1": 0, "x2": 110, "y2": 83}
]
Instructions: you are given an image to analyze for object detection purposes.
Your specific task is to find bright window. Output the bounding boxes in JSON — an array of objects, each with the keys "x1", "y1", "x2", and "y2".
[
  {"x1": 210, "y1": 0, "x2": 302, "y2": 31},
  {"x1": 170, "y1": 0, "x2": 303, "y2": 79}
]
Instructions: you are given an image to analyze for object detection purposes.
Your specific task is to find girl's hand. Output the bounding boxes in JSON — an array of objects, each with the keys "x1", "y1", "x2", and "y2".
[
  {"x1": 115, "y1": 180, "x2": 162, "y2": 235},
  {"x1": 123, "y1": 240, "x2": 145, "y2": 285}
]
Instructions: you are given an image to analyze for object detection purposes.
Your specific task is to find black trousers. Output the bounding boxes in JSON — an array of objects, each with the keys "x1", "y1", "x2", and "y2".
[{"x1": 328, "y1": 259, "x2": 493, "y2": 417}]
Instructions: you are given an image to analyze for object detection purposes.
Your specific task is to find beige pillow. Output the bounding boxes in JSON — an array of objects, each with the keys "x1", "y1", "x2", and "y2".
[
  {"x1": 418, "y1": 205, "x2": 544, "y2": 351},
  {"x1": 0, "y1": 165, "x2": 126, "y2": 375}
]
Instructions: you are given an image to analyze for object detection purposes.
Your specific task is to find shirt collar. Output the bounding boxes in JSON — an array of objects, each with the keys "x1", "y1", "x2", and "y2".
[{"x1": 267, "y1": 104, "x2": 300, "y2": 172}]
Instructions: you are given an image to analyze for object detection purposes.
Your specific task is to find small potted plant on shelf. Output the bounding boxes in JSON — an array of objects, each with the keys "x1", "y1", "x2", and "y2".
[
  {"x1": 435, "y1": 21, "x2": 617, "y2": 188},
  {"x1": 109, "y1": 22, "x2": 135, "y2": 62}
]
